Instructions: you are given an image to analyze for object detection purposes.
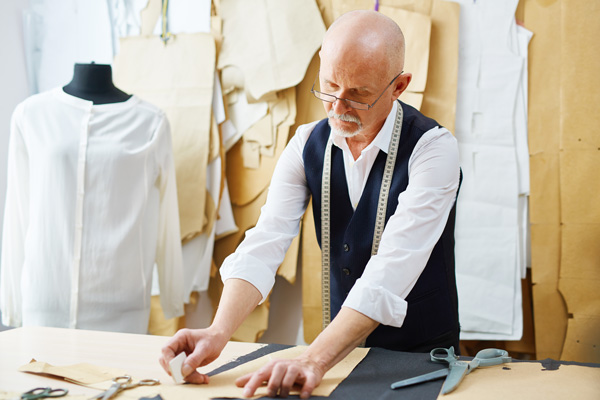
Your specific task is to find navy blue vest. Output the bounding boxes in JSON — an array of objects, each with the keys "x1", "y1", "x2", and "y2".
[{"x1": 302, "y1": 101, "x2": 460, "y2": 352}]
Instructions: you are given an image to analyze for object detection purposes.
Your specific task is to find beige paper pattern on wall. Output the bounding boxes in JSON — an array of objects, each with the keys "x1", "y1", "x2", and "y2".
[
  {"x1": 525, "y1": 0, "x2": 600, "y2": 363},
  {"x1": 217, "y1": 0, "x2": 326, "y2": 102},
  {"x1": 113, "y1": 33, "x2": 216, "y2": 241}
]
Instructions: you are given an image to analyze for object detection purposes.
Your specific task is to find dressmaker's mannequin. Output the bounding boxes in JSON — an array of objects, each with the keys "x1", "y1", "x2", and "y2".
[{"x1": 63, "y1": 63, "x2": 131, "y2": 104}]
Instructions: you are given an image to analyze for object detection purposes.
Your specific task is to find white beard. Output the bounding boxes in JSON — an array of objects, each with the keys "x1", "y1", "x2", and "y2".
[{"x1": 327, "y1": 110, "x2": 362, "y2": 138}]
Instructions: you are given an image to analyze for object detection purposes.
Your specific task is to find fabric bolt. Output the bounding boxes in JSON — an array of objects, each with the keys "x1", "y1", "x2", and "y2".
[
  {"x1": 0, "y1": 88, "x2": 185, "y2": 332},
  {"x1": 220, "y1": 101, "x2": 460, "y2": 331}
]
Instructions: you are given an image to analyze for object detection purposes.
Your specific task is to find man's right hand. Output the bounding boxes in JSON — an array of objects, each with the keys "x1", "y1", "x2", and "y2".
[{"x1": 159, "y1": 327, "x2": 229, "y2": 384}]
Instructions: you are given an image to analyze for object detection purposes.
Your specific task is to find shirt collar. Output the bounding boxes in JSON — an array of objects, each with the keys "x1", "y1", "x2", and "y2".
[
  {"x1": 331, "y1": 100, "x2": 398, "y2": 155},
  {"x1": 52, "y1": 87, "x2": 139, "y2": 111}
]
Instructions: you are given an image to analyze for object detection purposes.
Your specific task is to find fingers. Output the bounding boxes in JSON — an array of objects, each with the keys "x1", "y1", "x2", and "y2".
[
  {"x1": 237, "y1": 359, "x2": 321, "y2": 399},
  {"x1": 299, "y1": 373, "x2": 320, "y2": 399},
  {"x1": 235, "y1": 372, "x2": 253, "y2": 387},
  {"x1": 267, "y1": 363, "x2": 287, "y2": 397},
  {"x1": 158, "y1": 328, "x2": 219, "y2": 384},
  {"x1": 182, "y1": 370, "x2": 210, "y2": 384},
  {"x1": 240, "y1": 364, "x2": 271, "y2": 398}
]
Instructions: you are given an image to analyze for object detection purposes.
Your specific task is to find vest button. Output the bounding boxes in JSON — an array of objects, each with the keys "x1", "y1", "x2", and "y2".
[
  {"x1": 342, "y1": 268, "x2": 351, "y2": 276},
  {"x1": 343, "y1": 243, "x2": 349, "y2": 252}
]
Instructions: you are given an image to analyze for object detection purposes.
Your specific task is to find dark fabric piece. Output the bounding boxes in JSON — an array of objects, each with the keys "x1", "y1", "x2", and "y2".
[
  {"x1": 210, "y1": 344, "x2": 600, "y2": 400},
  {"x1": 302, "y1": 101, "x2": 460, "y2": 352}
]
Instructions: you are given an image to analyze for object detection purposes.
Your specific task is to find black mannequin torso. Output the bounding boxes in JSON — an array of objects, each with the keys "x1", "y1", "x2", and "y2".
[{"x1": 63, "y1": 63, "x2": 131, "y2": 105}]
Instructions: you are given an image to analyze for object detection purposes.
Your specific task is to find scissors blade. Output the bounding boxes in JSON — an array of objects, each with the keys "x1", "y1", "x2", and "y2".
[
  {"x1": 441, "y1": 362, "x2": 469, "y2": 394},
  {"x1": 100, "y1": 384, "x2": 122, "y2": 400},
  {"x1": 391, "y1": 368, "x2": 449, "y2": 389}
]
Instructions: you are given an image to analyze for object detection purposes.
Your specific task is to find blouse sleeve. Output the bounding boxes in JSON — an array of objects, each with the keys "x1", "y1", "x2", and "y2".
[
  {"x1": 1, "y1": 103, "x2": 30, "y2": 327},
  {"x1": 154, "y1": 114, "x2": 185, "y2": 319}
]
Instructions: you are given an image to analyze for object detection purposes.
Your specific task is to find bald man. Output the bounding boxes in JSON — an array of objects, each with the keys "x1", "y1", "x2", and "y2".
[{"x1": 160, "y1": 10, "x2": 460, "y2": 398}]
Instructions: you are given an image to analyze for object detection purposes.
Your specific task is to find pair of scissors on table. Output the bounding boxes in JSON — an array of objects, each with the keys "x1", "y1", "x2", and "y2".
[
  {"x1": 19, "y1": 388, "x2": 68, "y2": 399},
  {"x1": 391, "y1": 346, "x2": 511, "y2": 394},
  {"x1": 89, "y1": 376, "x2": 159, "y2": 400}
]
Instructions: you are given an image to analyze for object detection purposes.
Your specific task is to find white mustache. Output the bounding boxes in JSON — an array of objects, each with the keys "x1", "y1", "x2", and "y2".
[{"x1": 327, "y1": 110, "x2": 362, "y2": 127}]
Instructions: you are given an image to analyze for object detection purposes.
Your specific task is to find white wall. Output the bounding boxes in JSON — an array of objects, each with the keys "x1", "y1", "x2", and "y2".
[{"x1": 0, "y1": 0, "x2": 31, "y2": 330}]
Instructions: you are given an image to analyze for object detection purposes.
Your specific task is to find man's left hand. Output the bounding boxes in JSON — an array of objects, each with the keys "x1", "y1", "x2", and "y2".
[{"x1": 235, "y1": 356, "x2": 326, "y2": 399}]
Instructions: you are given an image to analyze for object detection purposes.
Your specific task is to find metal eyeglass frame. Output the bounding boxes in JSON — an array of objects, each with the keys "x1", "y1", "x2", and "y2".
[{"x1": 310, "y1": 71, "x2": 403, "y2": 111}]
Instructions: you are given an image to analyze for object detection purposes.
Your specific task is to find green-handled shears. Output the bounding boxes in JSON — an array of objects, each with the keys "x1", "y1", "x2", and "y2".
[
  {"x1": 391, "y1": 346, "x2": 511, "y2": 394},
  {"x1": 20, "y1": 387, "x2": 68, "y2": 400}
]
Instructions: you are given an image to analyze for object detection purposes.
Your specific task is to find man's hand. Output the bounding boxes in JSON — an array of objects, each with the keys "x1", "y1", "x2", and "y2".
[
  {"x1": 235, "y1": 356, "x2": 326, "y2": 399},
  {"x1": 159, "y1": 327, "x2": 228, "y2": 384}
]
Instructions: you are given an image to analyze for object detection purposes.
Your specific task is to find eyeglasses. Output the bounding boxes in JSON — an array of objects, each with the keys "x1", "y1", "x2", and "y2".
[{"x1": 310, "y1": 71, "x2": 403, "y2": 111}]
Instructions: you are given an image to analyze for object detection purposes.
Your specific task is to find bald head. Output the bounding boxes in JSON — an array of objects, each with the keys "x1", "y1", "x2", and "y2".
[{"x1": 321, "y1": 10, "x2": 405, "y2": 80}]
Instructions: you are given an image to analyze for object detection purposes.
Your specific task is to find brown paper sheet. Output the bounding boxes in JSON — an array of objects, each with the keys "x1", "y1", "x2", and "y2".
[
  {"x1": 554, "y1": 0, "x2": 600, "y2": 363},
  {"x1": 18, "y1": 360, "x2": 126, "y2": 386},
  {"x1": 435, "y1": 362, "x2": 600, "y2": 400},
  {"x1": 559, "y1": 150, "x2": 600, "y2": 224},
  {"x1": 524, "y1": 0, "x2": 561, "y2": 155},
  {"x1": 523, "y1": 0, "x2": 565, "y2": 361},
  {"x1": 531, "y1": 283, "x2": 567, "y2": 361},
  {"x1": 528, "y1": 153, "x2": 561, "y2": 225},
  {"x1": 113, "y1": 33, "x2": 216, "y2": 241},
  {"x1": 420, "y1": 0, "x2": 460, "y2": 133},
  {"x1": 560, "y1": 315, "x2": 600, "y2": 364},
  {"x1": 112, "y1": 346, "x2": 369, "y2": 399},
  {"x1": 529, "y1": 223, "x2": 560, "y2": 284},
  {"x1": 559, "y1": 1, "x2": 600, "y2": 151},
  {"x1": 560, "y1": 224, "x2": 600, "y2": 280},
  {"x1": 148, "y1": 295, "x2": 181, "y2": 337},
  {"x1": 227, "y1": 88, "x2": 297, "y2": 206},
  {"x1": 217, "y1": 0, "x2": 325, "y2": 101}
]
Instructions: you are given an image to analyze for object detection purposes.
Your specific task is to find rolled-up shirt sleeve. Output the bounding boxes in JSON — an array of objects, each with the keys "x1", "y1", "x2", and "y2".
[
  {"x1": 342, "y1": 127, "x2": 460, "y2": 327},
  {"x1": 219, "y1": 122, "x2": 317, "y2": 303}
]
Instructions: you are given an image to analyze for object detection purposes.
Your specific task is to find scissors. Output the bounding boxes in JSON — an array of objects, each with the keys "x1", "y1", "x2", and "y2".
[
  {"x1": 89, "y1": 376, "x2": 160, "y2": 400},
  {"x1": 391, "y1": 346, "x2": 511, "y2": 394},
  {"x1": 20, "y1": 387, "x2": 68, "y2": 400}
]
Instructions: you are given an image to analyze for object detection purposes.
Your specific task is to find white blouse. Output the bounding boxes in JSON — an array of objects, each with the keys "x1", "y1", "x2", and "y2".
[
  {"x1": 221, "y1": 101, "x2": 460, "y2": 328},
  {"x1": 1, "y1": 88, "x2": 185, "y2": 333}
]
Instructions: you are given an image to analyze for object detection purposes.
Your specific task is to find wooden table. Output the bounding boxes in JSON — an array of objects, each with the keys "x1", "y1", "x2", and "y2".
[
  {"x1": 1, "y1": 327, "x2": 599, "y2": 399},
  {"x1": 0, "y1": 326, "x2": 263, "y2": 397}
]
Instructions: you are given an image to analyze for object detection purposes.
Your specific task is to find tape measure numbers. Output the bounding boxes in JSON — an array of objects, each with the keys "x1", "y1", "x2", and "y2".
[{"x1": 321, "y1": 103, "x2": 404, "y2": 330}]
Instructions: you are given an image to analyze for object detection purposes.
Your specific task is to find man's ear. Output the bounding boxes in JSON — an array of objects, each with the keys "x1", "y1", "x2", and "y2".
[{"x1": 392, "y1": 73, "x2": 412, "y2": 98}]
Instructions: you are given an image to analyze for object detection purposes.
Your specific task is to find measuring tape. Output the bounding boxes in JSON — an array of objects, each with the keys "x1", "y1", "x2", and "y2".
[{"x1": 321, "y1": 103, "x2": 404, "y2": 330}]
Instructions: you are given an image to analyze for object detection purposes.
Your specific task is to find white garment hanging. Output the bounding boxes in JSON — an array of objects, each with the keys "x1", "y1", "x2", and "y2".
[{"x1": 1, "y1": 88, "x2": 185, "y2": 333}]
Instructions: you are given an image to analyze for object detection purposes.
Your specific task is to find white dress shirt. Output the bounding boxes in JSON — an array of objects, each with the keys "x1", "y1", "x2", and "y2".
[
  {"x1": 221, "y1": 101, "x2": 460, "y2": 328},
  {"x1": 1, "y1": 88, "x2": 185, "y2": 333}
]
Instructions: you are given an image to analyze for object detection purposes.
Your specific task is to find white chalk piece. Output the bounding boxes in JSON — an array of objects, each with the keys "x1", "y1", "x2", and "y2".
[{"x1": 169, "y1": 352, "x2": 187, "y2": 384}]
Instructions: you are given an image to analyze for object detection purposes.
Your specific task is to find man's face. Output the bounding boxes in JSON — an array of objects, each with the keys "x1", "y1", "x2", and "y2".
[{"x1": 318, "y1": 67, "x2": 396, "y2": 140}]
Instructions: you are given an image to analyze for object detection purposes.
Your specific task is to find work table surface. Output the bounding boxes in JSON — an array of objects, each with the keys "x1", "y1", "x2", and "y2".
[{"x1": 1, "y1": 327, "x2": 598, "y2": 399}]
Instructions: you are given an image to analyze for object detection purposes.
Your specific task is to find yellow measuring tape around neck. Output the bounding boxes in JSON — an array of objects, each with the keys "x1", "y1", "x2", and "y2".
[{"x1": 321, "y1": 103, "x2": 404, "y2": 331}]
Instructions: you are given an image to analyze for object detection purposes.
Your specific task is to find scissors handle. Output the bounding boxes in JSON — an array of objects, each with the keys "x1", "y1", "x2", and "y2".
[
  {"x1": 21, "y1": 387, "x2": 68, "y2": 399},
  {"x1": 471, "y1": 348, "x2": 511, "y2": 368},
  {"x1": 430, "y1": 346, "x2": 458, "y2": 364},
  {"x1": 131, "y1": 379, "x2": 160, "y2": 387}
]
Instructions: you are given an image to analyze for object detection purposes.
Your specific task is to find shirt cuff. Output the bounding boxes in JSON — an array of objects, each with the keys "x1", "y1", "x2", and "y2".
[
  {"x1": 342, "y1": 278, "x2": 408, "y2": 328},
  {"x1": 220, "y1": 252, "x2": 276, "y2": 304}
]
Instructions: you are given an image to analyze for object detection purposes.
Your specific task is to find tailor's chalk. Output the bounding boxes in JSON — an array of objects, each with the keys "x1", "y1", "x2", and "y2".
[{"x1": 169, "y1": 352, "x2": 187, "y2": 384}]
